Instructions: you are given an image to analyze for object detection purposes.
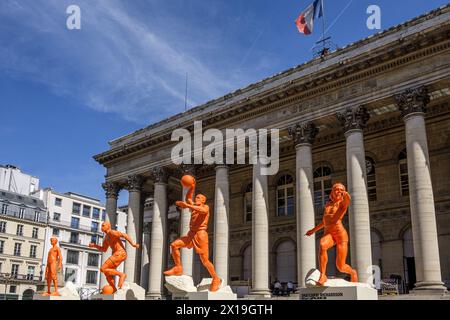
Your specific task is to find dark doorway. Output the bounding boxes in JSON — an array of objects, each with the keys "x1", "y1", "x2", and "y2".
[{"x1": 403, "y1": 257, "x2": 416, "y2": 292}]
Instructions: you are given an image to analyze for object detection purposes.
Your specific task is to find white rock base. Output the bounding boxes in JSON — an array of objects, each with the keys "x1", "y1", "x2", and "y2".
[
  {"x1": 33, "y1": 281, "x2": 80, "y2": 300},
  {"x1": 165, "y1": 276, "x2": 237, "y2": 300},
  {"x1": 299, "y1": 286, "x2": 378, "y2": 300},
  {"x1": 90, "y1": 282, "x2": 146, "y2": 300}
]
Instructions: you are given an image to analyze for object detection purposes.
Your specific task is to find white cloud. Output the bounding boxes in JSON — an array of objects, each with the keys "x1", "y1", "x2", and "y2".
[{"x1": 0, "y1": 0, "x2": 263, "y2": 124}]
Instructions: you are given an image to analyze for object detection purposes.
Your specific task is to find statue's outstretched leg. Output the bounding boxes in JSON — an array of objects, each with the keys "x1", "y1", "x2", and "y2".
[
  {"x1": 164, "y1": 238, "x2": 187, "y2": 276},
  {"x1": 318, "y1": 234, "x2": 334, "y2": 285},
  {"x1": 336, "y1": 242, "x2": 358, "y2": 282}
]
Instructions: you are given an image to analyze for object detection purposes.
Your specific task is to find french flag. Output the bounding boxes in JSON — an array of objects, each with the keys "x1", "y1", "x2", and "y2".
[{"x1": 295, "y1": 0, "x2": 323, "y2": 35}]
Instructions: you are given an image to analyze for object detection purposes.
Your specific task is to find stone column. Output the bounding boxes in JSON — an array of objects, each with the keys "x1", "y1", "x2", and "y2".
[
  {"x1": 213, "y1": 164, "x2": 230, "y2": 285},
  {"x1": 147, "y1": 167, "x2": 168, "y2": 299},
  {"x1": 288, "y1": 122, "x2": 319, "y2": 287},
  {"x1": 179, "y1": 164, "x2": 196, "y2": 277},
  {"x1": 140, "y1": 222, "x2": 151, "y2": 290},
  {"x1": 124, "y1": 174, "x2": 143, "y2": 283},
  {"x1": 100, "y1": 181, "x2": 120, "y2": 288},
  {"x1": 395, "y1": 87, "x2": 446, "y2": 293},
  {"x1": 337, "y1": 106, "x2": 373, "y2": 283},
  {"x1": 250, "y1": 157, "x2": 271, "y2": 297}
]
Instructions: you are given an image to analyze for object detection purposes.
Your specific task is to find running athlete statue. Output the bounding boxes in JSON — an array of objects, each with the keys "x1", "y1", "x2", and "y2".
[
  {"x1": 305, "y1": 183, "x2": 358, "y2": 285},
  {"x1": 89, "y1": 221, "x2": 139, "y2": 293},
  {"x1": 43, "y1": 237, "x2": 63, "y2": 296}
]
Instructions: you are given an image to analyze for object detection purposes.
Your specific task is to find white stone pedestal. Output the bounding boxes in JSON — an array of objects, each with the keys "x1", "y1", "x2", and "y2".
[
  {"x1": 299, "y1": 286, "x2": 378, "y2": 300},
  {"x1": 165, "y1": 276, "x2": 237, "y2": 300},
  {"x1": 33, "y1": 281, "x2": 80, "y2": 300},
  {"x1": 90, "y1": 282, "x2": 146, "y2": 300}
]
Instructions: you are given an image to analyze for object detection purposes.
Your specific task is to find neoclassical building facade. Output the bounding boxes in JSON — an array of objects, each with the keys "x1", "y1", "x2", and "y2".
[{"x1": 94, "y1": 6, "x2": 450, "y2": 297}]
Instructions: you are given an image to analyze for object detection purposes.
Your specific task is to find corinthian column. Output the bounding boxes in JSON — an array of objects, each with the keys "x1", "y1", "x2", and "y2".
[
  {"x1": 124, "y1": 174, "x2": 143, "y2": 283},
  {"x1": 288, "y1": 122, "x2": 318, "y2": 287},
  {"x1": 395, "y1": 87, "x2": 446, "y2": 294},
  {"x1": 213, "y1": 164, "x2": 230, "y2": 285},
  {"x1": 179, "y1": 164, "x2": 197, "y2": 277},
  {"x1": 337, "y1": 106, "x2": 372, "y2": 283},
  {"x1": 100, "y1": 181, "x2": 120, "y2": 288},
  {"x1": 250, "y1": 157, "x2": 271, "y2": 297},
  {"x1": 140, "y1": 222, "x2": 151, "y2": 290},
  {"x1": 147, "y1": 167, "x2": 168, "y2": 299}
]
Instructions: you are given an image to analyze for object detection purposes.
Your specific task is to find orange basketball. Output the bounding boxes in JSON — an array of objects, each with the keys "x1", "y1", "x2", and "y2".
[
  {"x1": 102, "y1": 285, "x2": 115, "y2": 294},
  {"x1": 181, "y1": 174, "x2": 195, "y2": 188}
]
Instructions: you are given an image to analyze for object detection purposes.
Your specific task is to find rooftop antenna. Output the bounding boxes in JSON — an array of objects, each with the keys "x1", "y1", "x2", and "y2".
[{"x1": 184, "y1": 72, "x2": 188, "y2": 111}]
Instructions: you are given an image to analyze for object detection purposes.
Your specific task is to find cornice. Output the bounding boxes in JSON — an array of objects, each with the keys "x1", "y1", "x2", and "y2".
[{"x1": 94, "y1": 15, "x2": 450, "y2": 166}]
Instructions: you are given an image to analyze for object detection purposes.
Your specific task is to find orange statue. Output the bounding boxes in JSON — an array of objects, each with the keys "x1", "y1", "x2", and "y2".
[
  {"x1": 43, "y1": 237, "x2": 63, "y2": 296},
  {"x1": 89, "y1": 221, "x2": 140, "y2": 294},
  {"x1": 305, "y1": 183, "x2": 358, "y2": 285},
  {"x1": 164, "y1": 174, "x2": 222, "y2": 292}
]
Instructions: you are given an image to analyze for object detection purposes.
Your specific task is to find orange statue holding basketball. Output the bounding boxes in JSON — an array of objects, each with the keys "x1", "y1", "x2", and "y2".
[
  {"x1": 89, "y1": 221, "x2": 139, "y2": 294},
  {"x1": 306, "y1": 183, "x2": 358, "y2": 285},
  {"x1": 43, "y1": 237, "x2": 63, "y2": 296},
  {"x1": 164, "y1": 174, "x2": 222, "y2": 292}
]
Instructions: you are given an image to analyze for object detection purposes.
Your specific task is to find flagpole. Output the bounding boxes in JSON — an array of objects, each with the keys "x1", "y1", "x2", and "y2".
[{"x1": 321, "y1": 0, "x2": 326, "y2": 48}]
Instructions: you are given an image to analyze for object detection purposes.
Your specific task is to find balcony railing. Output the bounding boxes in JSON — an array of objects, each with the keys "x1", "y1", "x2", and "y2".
[
  {"x1": 0, "y1": 272, "x2": 42, "y2": 283},
  {"x1": 0, "y1": 208, "x2": 47, "y2": 224},
  {"x1": 50, "y1": 219, "x2": 102, "y2": 234}
]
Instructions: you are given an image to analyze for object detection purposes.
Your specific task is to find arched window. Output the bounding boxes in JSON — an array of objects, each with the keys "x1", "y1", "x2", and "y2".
[
  {"x1": 242, "y1": 245, "x2": 252, "y2": 281},
  {"x1": 398, "y1": 149, "x2": 409, "y2": 196},
  {"x1": 276, "y1": 240, "x2": 296, "y2": 282},
  {"x1": 276, "y1": 175, "x2": 294, "y2": 217},
  {"x1": 366, "y1": 157, "x2": 377, "y2": 201},
  {"x1": 244, "y1": 183, "x2": 252, "y2": 222},
  {"x1": 314, "y1": 166, "x2": 332, "y2": 210}
]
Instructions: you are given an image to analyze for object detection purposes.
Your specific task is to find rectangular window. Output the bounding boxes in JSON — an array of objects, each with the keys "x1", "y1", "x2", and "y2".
[
  {"x1": 101, "y1": 209, "x2": 106, "y2": 221},
  {"x1": 32, "y1": 227, "x2": 39, "y2": 239},
  {"x1": 91, "y1": 221, "x2": 99, "y2": 232},
  {"x1": 85, "y1": 270, "x2": 98, "y2": 285},
  {"x1": 1, "y1": 204, "x2": 8, "y2": 214},
  {"x1": 65, "y1": 268, "x2": 77, "y2": 282},
  {"x1": 71, "y1": 217, "x2": 80, "y2": 229},
  {"x1": 27, "y1": 266, "x2": 35, "y2": 280},
  {"x1": 66, "y1": 250, "x2": 79, "y2": 264},
  {"x1": 91, "y1": 235, "x2": 98, "y2": 244},
  {"x1": 19, "y1": 207, "x2": 25, "y2": 219},
  {"x1": 53, "y1": 212, "x2": 61, "y2": 222},
  {"x1": 69, "y1": 232, "x2": 79, "y2": 244},
  {"x1": 52, "y1": 228, "x2": 60, "y2": 236},
  {"x1": 14, "y1": 243, "x2": 22, "y2": 256},
  {"x1": 92, "y1": 208, "x2": 100, "y2": 220},
  {"x1": 11, "y1": 264, "x2": 19, "y2": 278},
  {"x1": 9, "y1": 285, "x2": 17, "y2": 293},
  {"x1": 55, "y1": 198, "x2": 62, "y2": 207},
  {"x1": 0, "y1": 240, "x2": 4, "y2": 254},
  {"x1": 87, "y1": 253, "x2": 99, "y2": 267},
  {"x1": 30, "y1": 245, "x2": 37, "y2": 258},
  {"x1": 72, "y1": 202, "x2": 81, "y2": 215},
  {"x1": 82, "y1": 205, "x2": 91, "y2": 218},
  {"x1": 16, "y1": 224, "x2": 23, "y2": 236},
  {"x1": 0, "y1": 221, "x2": 5, "y2": 233},
  {"x1": 34, "y1": 211, "x2": 40, "y2": 222}
]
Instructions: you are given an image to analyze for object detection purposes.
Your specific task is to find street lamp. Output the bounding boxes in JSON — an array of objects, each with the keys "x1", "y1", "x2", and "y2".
[{"x1": 2, "y1": 273, "x2": 12, "y2": 300}]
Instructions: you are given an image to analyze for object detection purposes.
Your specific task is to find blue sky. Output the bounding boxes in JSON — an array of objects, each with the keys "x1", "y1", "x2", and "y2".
[{"x1": 0, "y1": 0, "x2": 448, "y2": 205}]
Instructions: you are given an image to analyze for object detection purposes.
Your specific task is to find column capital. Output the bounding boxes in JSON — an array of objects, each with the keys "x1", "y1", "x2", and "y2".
[
  {"x1": 337, "y1": 105, "x2": 370, "y2": 133},
  {"x1": 288, "y1": 122, "x2": 319, "y2": 145},
  {"x1": 152, "y1": 167, "x2": 169, "y2": 184},
  {"x1": 126, "y1": 174, "x2": 144, "y2": 192},
  {"x1": 394, "y1": 86, "x2": 430, "y2": 118},
  {"x1": 179, "y1": 164, "x2": 198, "y2": 177},
  {"x1": 143, "y1": 222, "x2": 151, "y2": 234},
  {"x1": 102, "y1": 181, "x2": 120, "y2": 199}
]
